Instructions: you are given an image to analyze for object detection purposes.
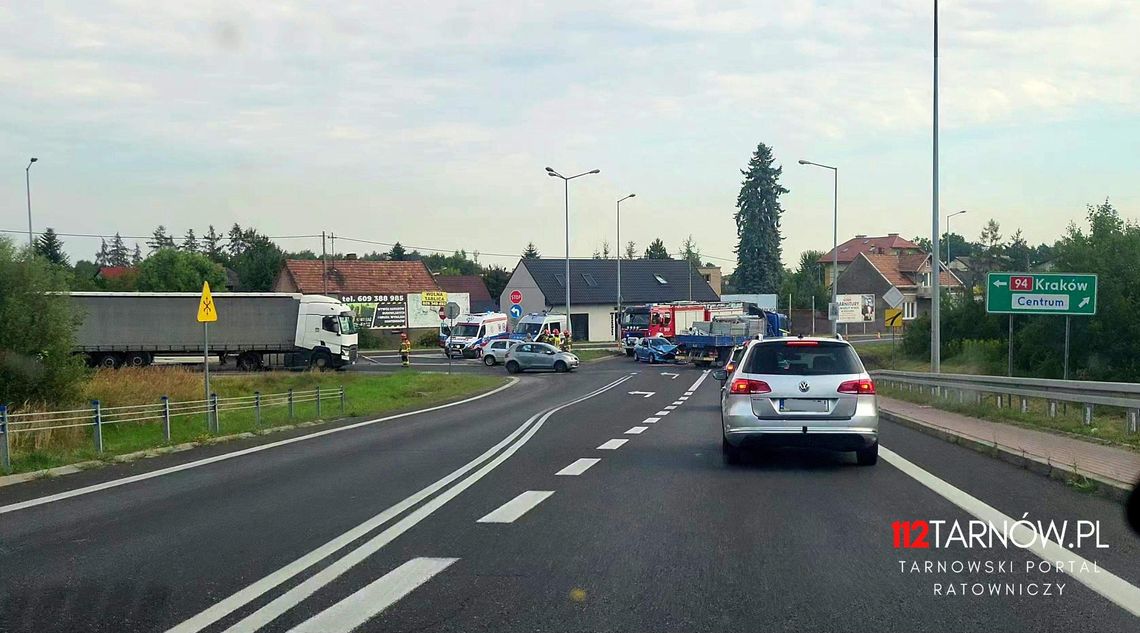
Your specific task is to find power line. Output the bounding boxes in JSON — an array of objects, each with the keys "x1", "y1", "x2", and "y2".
[{"x1": 0, "y1": 228, "x2": 321, "y2": 242}]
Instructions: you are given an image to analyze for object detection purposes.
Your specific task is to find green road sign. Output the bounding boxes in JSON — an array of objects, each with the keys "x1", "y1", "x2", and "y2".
[{"x1": 986, "y1": 272, "x2": 1097, "y2": 316}]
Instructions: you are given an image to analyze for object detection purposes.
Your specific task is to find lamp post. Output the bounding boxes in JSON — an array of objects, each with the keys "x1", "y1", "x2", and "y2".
[
  {"x1": 798, "y1": 159, "x2": 838, "y2": 337},
  {"x1": 546, "y1": 166, "x2": 600, "y2": 341},
  {"x1": 946, "y1": 209, "x2": 966, "y2": 267},
  {"x1": 932, "y1": 0, "x2": 942, "y2": 373},
  {"x1": 25, "y1": 157, "x2": 38, "y2": 248},
  {"x1": 616, "y1": 193, "x2": 635, "y2": 341}
]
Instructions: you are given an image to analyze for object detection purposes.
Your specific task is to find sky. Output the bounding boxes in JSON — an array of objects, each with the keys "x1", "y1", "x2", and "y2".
[{"x1": 2, "y1": 0, "x2": 1138, "y2": 272}]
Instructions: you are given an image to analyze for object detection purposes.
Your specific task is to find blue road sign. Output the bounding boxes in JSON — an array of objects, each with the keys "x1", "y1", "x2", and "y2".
[{"x1": 509, "y1": 304, "x2": 523, "y2": 319}]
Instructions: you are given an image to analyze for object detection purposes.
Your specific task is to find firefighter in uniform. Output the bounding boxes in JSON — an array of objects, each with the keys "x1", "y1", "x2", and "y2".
[{"x1": 399, "y1": 333, "x2": 412, "y2": 367}]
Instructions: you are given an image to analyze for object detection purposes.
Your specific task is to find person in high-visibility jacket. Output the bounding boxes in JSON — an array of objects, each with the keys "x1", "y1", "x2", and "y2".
[{"x1": 399, "y1": 333, "x2": 412, "y2": 367}]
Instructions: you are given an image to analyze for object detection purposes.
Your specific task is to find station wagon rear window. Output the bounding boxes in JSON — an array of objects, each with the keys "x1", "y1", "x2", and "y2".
[{"x1": 743, "y1": 341, "x2": 864, "y2": 376}]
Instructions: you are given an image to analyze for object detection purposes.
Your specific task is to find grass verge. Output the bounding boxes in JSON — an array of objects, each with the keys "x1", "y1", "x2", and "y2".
[
  {"x1": 878, "y1": 383, "x2": 1140, "y2": 451},
  {"x1": 5, "y1": 368, "x2": 505, "y2": 475},
  {"x1": 575, "y1": 348, "x2": 623, "y2": 362}
]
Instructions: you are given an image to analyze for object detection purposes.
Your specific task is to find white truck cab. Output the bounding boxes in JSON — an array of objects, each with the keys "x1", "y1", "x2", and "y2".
[
  {"x1": 445, "y1": 312, "x2": 509, "y2": 358},
  {"x1": 512, "y1": 312, "x2": 568, "y2": 342},
  {"x1": 298, "y1": 295, "x2": 360, "y2": 368}
]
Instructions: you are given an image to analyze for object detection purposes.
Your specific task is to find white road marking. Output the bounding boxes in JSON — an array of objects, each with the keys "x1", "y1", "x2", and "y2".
[
  {"x1": 556, "y1": 458, "x2": 600, "y2": 476},
  {"x1": 881, "y1": 446, "x2": 1140, "y2": 618},
  {"x1": 671, "y1": 401, "x2": 683, "y2": 405},
  {"x1": 642, "y1": 417, "x2": 660, "y2": 424},
  {"x1": 597, "y1": 439, "x2": 628, "y2": 450},
  {"x1": 664, "y1": 405, "x2": 677, "y2": 410},
  {"x1": 654, "y1": 411, "x2": 670, "y2": 416},
  {"x1": 627, "y1": 391, "x2": 656, "y2": 398},
  {"x1": 678, "y1": 396, "x2": 689, "y2": 401},
  {"x1": 170, "y1": 375, "x2": 633, "y2": 633},
  {"x1": 477, "y1": 490, "x2": 554, "y2": 523},
  {"x1": 360, "y1": 355, "x2": 381, "y2": 365},
  {"x1": 660, "y1": 372, "x2": 679, "y2": 379},
  {"x1": 625, "y1": 426, "x2": 648, "y2": 435},
  {"x1": 3, "y1": 378, "x2": 522, "y2": 516},
  {"x1": 686, "y1": 370, "x2": 710, "y2": 393},
  {"x1": 288, "y1": 558, "x2": 458, "y2": 633}
]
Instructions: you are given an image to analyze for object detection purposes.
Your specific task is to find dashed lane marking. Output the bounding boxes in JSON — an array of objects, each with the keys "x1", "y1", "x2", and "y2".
[
  {"x1": 597, "y1": 439, "x2": 628, "y2": 450},
  {"x1": 477, "y1": 490, "x2": 554, "y2": 523},
  {"x1": 625, "y1": 426, "x2": 648, "y2": 435},
  {"x1": 642, "y1": 417, "x2": 660, "y2": 424},
  {"x1": 555, "y1": 458, "x2": 600, "y2": 476},
  {"x1": 655, "y1": 411, "x2": 670, "y2": 416}
]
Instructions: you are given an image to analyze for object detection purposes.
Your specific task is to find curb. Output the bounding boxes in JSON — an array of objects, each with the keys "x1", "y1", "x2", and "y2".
[
  {"x1": 0, "y1": 378, "x2": 515, "y2": 489},
  {"x1": 879, "y1": 408, "x2": 1132, "y2": 501}
]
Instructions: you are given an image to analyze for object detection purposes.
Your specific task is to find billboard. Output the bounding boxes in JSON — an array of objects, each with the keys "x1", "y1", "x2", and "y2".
[
  {"x1": 341, "y1": 294, "x2": 408, "y2": 330},
  {"x1": 837, "y1": 294, "x2": 875, "y2": 323},
  {"x1": 407, "y1": 292, "x2": 469, "y2": 328}
]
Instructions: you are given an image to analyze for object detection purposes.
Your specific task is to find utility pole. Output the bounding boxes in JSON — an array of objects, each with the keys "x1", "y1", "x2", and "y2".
[
  {"x1": 25, "y1": 158, "x2": 38, "y2": 248},
  {"x1": 931, "y1": 0, "x2": 942, "y2": 373},
  {"x1": 321, "y1": 231, "x2": 328, "y2": 295}
]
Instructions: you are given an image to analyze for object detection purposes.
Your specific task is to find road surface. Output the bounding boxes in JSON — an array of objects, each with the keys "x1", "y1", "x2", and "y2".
[{"x1": 2, "y1": 359, "x2": 1137, "y2": 632}]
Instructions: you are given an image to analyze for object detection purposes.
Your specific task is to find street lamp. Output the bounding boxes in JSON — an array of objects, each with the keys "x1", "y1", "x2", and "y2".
[
  {"x1": 616, "y1": 193, "x2": 635, "y2": 342},
  {"x1": 25, "y1": 157, "x2": 38, "y2": 248},
  {"x1": 945, "y1": 209, "x2": 967, "y2": 267},
  {"x1": 546, "y1": 166, "x2": 600, "y2": 342},
  {"x1": 798, "y1": 159, "x2": 838, "y2": 337}
]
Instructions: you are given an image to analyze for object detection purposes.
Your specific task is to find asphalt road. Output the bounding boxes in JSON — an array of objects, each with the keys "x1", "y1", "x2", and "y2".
[{"x1": 1, "y1": 357, "x2": 1138, "y2": 632}]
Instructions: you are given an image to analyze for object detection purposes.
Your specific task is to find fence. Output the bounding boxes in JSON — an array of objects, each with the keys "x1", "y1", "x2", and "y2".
[
  {"x1": 873, "y1": 370, "x2": 1140, "y2": 434},
  {"x1": 0, "y1": 386, "x2": 346, "y2": 472}
]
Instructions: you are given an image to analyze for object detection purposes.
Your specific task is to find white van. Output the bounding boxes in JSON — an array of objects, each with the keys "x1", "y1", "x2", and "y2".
[
  {"x1": 511, "y1": 312, "x2": 568, "y2": 342},
  {"x1": 445, "y1": 312, "x2": 509, "y2": 358}
]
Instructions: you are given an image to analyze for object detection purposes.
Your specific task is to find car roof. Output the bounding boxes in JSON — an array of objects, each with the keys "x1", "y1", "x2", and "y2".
[{"x1": 756, "y1": 336, "x2": 851, "y2": 346}]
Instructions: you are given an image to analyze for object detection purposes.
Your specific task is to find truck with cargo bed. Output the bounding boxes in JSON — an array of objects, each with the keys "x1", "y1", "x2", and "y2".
[
  {"x1": 673, "y1": 312, "x2": 788, "y2": 366},
  {"x1": 69, "y1": 292, "x2": 358, "y2": 371}
]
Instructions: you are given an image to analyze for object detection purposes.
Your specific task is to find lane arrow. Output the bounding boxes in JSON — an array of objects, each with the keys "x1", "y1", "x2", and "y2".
[
  {"x1": 628, "y1": 391, "x2": 656, "y2": 398},
  {"x1": 1078, "y1": 297, "x2": 1090, "y2": 308},
  {"x1": 660, "y1": 372, "x2": 679, "y2": 379},
  {"x1": 993, "y1": 280, "x2": 1007, "y2": 288}
]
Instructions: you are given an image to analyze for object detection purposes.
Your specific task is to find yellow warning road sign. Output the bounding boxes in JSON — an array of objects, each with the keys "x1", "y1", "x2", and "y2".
[
  {"x1": 197, "y1": 281, "x2": 218, "y2": 322},
  {"x1": 884, "y1": 307, "x2": 903, "y2": 328}
]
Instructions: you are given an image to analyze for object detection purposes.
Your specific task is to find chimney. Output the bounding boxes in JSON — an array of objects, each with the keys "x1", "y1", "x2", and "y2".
[
  {"x1": 345, "y1": 253, "x2": 358, "y2": 260},
  {"x1": 855, "y1": 234, "x2": 867, "y2": 239},
  {"x1": 888, "y1": 232, "x2": 899, "y2": 237}
]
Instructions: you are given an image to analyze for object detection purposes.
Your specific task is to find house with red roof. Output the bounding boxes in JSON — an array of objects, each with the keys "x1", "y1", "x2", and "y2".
[
  {"x1": 816, "y1": 233, "x2": 923, "y2": 288},
  {"x1": 833, "y1": 251, "x2": 964, "y2": 332}
]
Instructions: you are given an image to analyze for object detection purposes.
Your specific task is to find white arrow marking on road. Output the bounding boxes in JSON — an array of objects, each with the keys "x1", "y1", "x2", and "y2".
[
  {"x1": 628, "y1": 391, "x2": 656, "y2": 398},
  {"x1": 993, "y1": 279, "x2": 1007, "y2": 287},
  {"x1": 1078, "y1": 297, "x2": 1090, "y2": 308},
  {"x1": 660, "y1": 372, "x2": 679, "y2": 379}
]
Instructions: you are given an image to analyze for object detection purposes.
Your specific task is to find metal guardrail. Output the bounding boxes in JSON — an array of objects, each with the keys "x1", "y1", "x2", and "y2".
[
  {"x1": 0, "y1": 386, "x2": 347, "y2": 472},
  {"x1": 872, "y1": 370, "x2": 1140, "y2": 433}
]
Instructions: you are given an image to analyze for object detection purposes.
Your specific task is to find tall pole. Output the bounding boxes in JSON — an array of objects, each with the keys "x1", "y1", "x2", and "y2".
[
  {"x1": 616, "y1": 194, "x2": 635, "y2": 342},
  {"x1": 25, "y1": 158, "x2": 38, "y2": 248},
  {"x1": 931, "y1": 0, "x2": 942, "y2": 373},
  {"x1": 946, "y1": 209, "x2": 966, "y2": 274},
  {"x1": 798, "y1": 159, "x2": 838, "y2": 337},
  {"x1": 321, "y1": 231, "x2": 328, "y2": 295},
  {"x1": 546, "y1": 167, "x2": 600, "y2": 341},
  {"x1": 1063, "y1": 316, "x2": 1071, "y2": 380},
  {"x1": 564, "y1": 177, "x2": 570, "y2": 338}
]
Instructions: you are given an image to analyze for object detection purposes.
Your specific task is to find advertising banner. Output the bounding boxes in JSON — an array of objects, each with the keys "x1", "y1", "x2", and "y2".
[
  {"x1": 837, "y1": 294, "x2": 875, "y2": 323},
  {"x1": 341, "y1": 294, "x2": 408, "y2": 330}
]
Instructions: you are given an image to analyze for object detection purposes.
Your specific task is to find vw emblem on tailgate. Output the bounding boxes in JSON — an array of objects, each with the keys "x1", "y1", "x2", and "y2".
[{"x1": 798, "y1": 381, "x2": 810, "y2": 393}]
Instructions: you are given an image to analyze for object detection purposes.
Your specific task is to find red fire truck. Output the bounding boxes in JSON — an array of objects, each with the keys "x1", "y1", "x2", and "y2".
[{"x1": 621, "y1": 302, "x2": 745, "y2": 355}]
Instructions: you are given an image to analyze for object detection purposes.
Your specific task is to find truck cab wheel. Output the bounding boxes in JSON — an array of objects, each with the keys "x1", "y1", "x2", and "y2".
[
  {"x1": 124, "y1": 352, "x2": 150, "y2": 368},
  {"x1": 310, "y1": 351, "x2": 332, "y2": 371}
]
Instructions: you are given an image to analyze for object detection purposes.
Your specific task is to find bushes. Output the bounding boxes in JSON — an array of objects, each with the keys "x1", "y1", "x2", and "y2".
[{"x1": 0, "y1": 238, "x2": 87, "y2": 408}]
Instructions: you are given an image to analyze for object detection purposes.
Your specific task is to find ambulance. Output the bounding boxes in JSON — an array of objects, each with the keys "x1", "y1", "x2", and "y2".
[{"x1": 444, "y1": 312, "x2": 509, "y2": 359}]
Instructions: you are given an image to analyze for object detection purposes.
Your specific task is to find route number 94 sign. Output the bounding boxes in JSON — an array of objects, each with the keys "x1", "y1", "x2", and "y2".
[{"x1": 985, "y1": 272, "x2": 1097, "y2": 316}]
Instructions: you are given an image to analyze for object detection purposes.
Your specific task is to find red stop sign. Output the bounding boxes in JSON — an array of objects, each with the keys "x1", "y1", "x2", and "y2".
[
  {"x1": 510, "y1": 290, "x2": 522, "y2": 304},
  {"x1": 438, "y1": 306, "x2": 447, "y2": 320}
]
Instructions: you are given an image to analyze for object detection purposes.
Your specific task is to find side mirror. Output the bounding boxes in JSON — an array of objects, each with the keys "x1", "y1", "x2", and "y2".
[{"x1": 712, "y1": 369, "x2": 728, "y2": 382}]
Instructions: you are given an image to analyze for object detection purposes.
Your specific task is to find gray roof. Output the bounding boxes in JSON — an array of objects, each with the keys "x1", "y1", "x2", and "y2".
[{"x1": 519, "y1": 258, "x2": 719, "y2": 306}]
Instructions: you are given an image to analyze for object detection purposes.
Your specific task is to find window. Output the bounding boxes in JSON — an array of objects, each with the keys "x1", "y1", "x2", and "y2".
[
  {"x1": 903, "y1": 301, "x2": 917, "y2": 320},
  {"x1": 554, "y1": 274, "x2": 565, "y2": 287},
  {"x1": 744, "y1": 341, "x2": 864, "y2": 376},
  {"x1": 321, "y1": 316, "x2": 339, "y2": 333},
  {"x1": 582, "y1": 273, "x2": 597, "y2": 287},
  {"x1": 653, "y1": 274, "x2": 668, "y2": 285}
]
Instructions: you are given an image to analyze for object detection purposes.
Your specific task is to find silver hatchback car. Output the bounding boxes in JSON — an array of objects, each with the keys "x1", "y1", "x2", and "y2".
[
  {"x1": 713, "y1": 337, "x2": 878, "y2": 465},
  {"x1": 504, "y1": 342, "x2": 580, "y2": 373}
]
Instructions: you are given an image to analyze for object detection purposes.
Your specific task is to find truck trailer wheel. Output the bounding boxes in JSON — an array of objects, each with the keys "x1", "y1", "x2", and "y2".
[
  {"x1": 124, "y1": 352, "x2": 150, "y2": 368},
  {"x1": 95, "y1": 353, "x2": 122, "y2": 369},
  {"x1": 237, "y1": 352, "x2": 263, "y2": 372}
]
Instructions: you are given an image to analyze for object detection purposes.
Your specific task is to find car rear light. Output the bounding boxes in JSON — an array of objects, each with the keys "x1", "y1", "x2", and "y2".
[
  {"x1": 725, "y1": 361, "x2": 736, "y2": 373},
  {"x1": 730, "y1": 378, "x2": 771, "y2": 394},
  {"x1": 785, "y1": 340, "x2": 819, "y2": 346},
  {"x1": 837, "y1": 378, "x2": 875, "y2": 394}
]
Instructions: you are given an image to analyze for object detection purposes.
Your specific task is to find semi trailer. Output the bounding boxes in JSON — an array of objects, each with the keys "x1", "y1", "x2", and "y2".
[{"x1": 69, "y1": 292, "x2": 358, "y2": 371}]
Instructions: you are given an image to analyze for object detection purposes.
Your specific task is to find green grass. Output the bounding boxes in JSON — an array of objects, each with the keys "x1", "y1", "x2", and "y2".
[
  {"x1": 574, "y1": 348, "x2": 623, "y2": 362},
  {"x1": 856, "y1": 341, "x2": 1002, "y2": 375},
  {"x1": 5, "y1": 369, "x2": 505, "y2": 475},
  {"x1": 877, "y1": 383, "x2": 1140, "y2": 451}
]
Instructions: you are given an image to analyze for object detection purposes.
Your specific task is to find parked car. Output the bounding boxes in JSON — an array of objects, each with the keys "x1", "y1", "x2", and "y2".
[
  {"x1": 633, "y1": 336, "x2": 679, "y2": 364},
  {"x1": 713, "y1": 337, "x2": 878, "y2": 466},
  {"x1": 504, "y1": 342, "x2": 579, "y2": 373},
  {"x1": 723, "y1": 340, "x2": 754, "y2": 375},
  {"x1": 482, "y1": 339, "x2": 517, "y2": 366}
]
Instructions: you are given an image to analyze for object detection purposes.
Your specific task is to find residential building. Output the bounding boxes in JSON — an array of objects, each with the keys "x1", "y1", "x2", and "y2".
[
  {"x1": 817, "y1": 233, "x2": 923, "y2": 288},
  {"x1": 833, "y1": 252, "x2": 964, "y2": 333},
  {"x1": 697, "y1": 265, "x2": 722, "y2": 294},
  {"x1": 436, "y1": 275, "x2": 495, "y2": 312},
  {"x1": 499, "y1": 258, "x2": 719, "y2": 342}
]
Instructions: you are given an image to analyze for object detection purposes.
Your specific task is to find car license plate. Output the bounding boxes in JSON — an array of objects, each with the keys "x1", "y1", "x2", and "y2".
[{"x1": 778, "y1": 399, "x2": 830, "y2": 413}]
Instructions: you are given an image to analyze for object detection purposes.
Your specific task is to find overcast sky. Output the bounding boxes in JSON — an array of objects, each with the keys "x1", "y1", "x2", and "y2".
[{"x1": 3, "y1": 1, "x2": 1138, "y2": 270}]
